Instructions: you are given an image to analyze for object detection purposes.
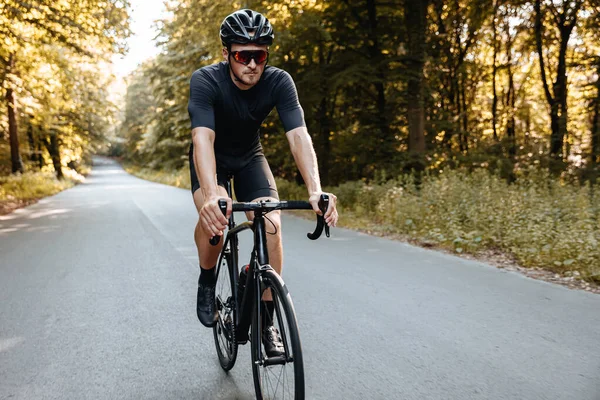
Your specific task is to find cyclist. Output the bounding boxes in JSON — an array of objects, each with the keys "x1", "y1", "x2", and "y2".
[{"x1": 188, "y1": 9, "x2": 339, "y2": 357}]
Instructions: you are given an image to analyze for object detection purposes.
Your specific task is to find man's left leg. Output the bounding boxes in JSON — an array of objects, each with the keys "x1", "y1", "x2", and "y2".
[
  {"x1": 246, "y1": 196, "x2": 284, "y2": 357},
  {"x1": 236, "y1": 153, "x2": 284, "y2": 356}
]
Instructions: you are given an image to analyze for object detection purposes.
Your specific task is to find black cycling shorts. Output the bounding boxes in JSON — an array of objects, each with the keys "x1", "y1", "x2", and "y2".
[{"x1": 189, "y1": 144, "x2": 279, "y2": 202}]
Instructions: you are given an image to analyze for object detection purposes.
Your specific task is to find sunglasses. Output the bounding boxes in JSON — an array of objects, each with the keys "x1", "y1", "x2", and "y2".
[{"x1": 230, "y1": 50, "x2": 269, "y2": 65}]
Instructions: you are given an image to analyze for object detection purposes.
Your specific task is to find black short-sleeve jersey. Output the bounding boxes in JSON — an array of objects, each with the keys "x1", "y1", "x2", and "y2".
[{"x1": 187, "y1": 61, "x2": 305, "y2": 163}]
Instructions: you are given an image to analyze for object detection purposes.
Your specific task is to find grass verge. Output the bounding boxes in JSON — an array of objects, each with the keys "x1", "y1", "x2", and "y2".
[
  {"x1": 0, "y1": 170, "x2": 85, "y2": 215},
  {"x1": 123, "y1": 163, "x2": 191, "y2": 189},
  {"x1": 277, "y1": 171, "x2": 599, "y2": 286}
]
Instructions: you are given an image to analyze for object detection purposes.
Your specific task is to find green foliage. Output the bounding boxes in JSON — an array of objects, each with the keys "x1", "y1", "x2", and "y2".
[
  {"x1": 119, "y1": 1, "x2": 600, "y2": 185},
  {"x1": 274, "y1": 178, "x2": 306, "y2": 200},
  {"x1": 0, "y1": 171, "x2": 78, "y2": 201},
  {"x1": 0, "y1": 0, "x2": 131, "y2": 177},
  {"x1": 279, "y1": 169, "x2": 600, "y2": 283},
  {"x1": 115, "y1": 0, "x2": 229, "y2": 169},
  {"x1": 123, "y1": 164, "x2": 191, "y2": 189},
  {"x1": 0, "y1": 0, "x2": 130, "y2": 59}
]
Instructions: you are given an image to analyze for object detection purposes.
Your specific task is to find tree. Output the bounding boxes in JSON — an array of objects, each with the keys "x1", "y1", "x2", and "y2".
[
  {"x1": 118, "y1": 0, "x2": 600, "y2": 184},
  {"x1": 534, "y1": 0, "x2": 583, "y2": 161},
  {"x1": 591, "y1": 60, "x2": 600, "y2": 166},
  {"x1": 428, "y1": 0, "x2": 492, "y2": 153},
  {"x1": 0, "y1": 0, "x2": 130, "y2": 176},
  {"x1": 404, "y1": 0, "x2": 429, "y2": 170}
]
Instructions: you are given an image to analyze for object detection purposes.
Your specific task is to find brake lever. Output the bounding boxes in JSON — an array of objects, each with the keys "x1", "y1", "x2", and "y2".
[
  {"x1": 209, "y1": 199, "x2": 229, "y2": 246},
  {"x1": 322, "y1": 195, "x2": 330, "y2": 238},
  {"x1": 307, "y1": 194, "x2": 330, "y2": 240}
]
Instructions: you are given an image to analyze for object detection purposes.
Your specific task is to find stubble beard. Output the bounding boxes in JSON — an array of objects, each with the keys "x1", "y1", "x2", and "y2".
[{"x1": 242, "y1": 70, "x2": 260, "y2": 86}]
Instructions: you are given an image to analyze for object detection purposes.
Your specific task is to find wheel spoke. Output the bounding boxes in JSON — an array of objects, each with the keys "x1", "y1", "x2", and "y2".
[{"x1": 269, "y1": 365, "x2": 285, "y2": 397}]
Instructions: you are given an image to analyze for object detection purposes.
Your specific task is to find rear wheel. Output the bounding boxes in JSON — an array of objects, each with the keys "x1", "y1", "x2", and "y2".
[
  {"x1": 212, "y1": 250, "x2": 238, "y2": 371},
  {"x1": 251, "y1": 269, "x2": 304, "y2": 399}
]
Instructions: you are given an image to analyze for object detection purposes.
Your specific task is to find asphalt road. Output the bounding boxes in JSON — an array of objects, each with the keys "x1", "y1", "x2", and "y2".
[{"x1": 1, "y1": 157, "x2": 599, "y2": 400}]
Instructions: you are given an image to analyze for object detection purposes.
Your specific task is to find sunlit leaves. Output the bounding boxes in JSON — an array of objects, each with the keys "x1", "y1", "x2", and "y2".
[
  {"x1": 0, "y1": 0, "x2": 131, "y2": 176},
  {"x1": 119, "y1": 0, "x2": 600, "y2": 184}
]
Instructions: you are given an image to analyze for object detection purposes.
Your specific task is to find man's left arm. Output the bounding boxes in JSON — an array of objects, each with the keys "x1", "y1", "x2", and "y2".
[
  {"x1": 286, "y1": 127, "x2": 338, "y2": 227},
  {"x1": 275, "y1": 70, "x2": 338, "y2": 226}
]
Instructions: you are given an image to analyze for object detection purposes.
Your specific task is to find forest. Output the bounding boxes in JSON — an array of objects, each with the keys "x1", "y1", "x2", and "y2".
[
  {"x1": 116, "y1": 0, "x2": 600, "y2": 185},
  {"x1": 3, "y1": 1, "x2": 600, "y2": 181},
  {"x1": 1, "y1": 1, "x2": 599, "y2": 282},
  {"x1": 0, "y1": 0, "x2": 129, "y2": 177}
]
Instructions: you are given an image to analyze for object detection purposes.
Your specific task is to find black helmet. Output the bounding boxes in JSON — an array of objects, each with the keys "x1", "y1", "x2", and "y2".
[{"x1": 220, "y1": 9, "x2": 274, "y2": 47}]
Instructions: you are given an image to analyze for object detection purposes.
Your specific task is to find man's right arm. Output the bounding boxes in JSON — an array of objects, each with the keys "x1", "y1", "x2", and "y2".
[
  {"x1": 192, "y1": 127, "x2": 232, "y2": 237},
  {"x1": 192, "y1": 127, "x2": 219, "y2": 200},
  {"x1": 188, "y1": 67, "x2": 232, "y2": 237},
  {"x1": 192, "y1": 127, "x2": 231, "y2": 237}
]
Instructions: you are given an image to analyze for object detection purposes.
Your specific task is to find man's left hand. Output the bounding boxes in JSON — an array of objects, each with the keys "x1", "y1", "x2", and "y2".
[{"x1": 308, "y1": 192, "x2": 338, "y2": 227}]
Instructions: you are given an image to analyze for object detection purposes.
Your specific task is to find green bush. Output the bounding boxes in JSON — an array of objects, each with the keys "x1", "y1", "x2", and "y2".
[
  {"x1": 275, "y1": 178, "x2": 309, "y2": 200},
  {"x1": 0, "y1": 171, "x2": 76, "y2": 201},
  {"x1": 283, "y1": 169, "x2": 600, "y2": 283},
  {"x1": 124, "y1": 163, "x2": 191, "y2": 189}
]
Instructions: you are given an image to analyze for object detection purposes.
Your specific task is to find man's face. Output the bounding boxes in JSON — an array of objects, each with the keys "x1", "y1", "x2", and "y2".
[{"x1": 223, "y1": 43, "x2": 269, "y2": 88}]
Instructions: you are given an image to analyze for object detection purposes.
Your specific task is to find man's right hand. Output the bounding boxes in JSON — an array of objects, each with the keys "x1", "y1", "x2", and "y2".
[{"x1": 200, "y1": 196, "x2": 232, "y2": 237}]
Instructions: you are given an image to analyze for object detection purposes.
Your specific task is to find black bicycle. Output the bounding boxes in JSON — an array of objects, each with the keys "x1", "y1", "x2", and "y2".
[{"x1": 209, "y1": 178, "x2": 330, "y2": 400}]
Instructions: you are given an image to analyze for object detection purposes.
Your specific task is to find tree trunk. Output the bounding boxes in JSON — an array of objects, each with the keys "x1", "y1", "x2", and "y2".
[
  {"x1": 592, "y1": 63, "x2": 600, "y2": 165},
  {"x1": 37, "y1": 140, "x2": 44, "y2": 170},
  {"x1": 524, "y1": 104, "x2": 531, "y2": 146},
  {"x1": 45, "y1": 133, "x2": 63, "y2": 179},
  {"x1": 366, "y1": 0, "x2": 393, "y2": 161},
  {"x1": 504, "y1": 10, "x2": 517, "y2": 157},
  {"x1": 405, "y1": 0, "x2": 428, "y2": 160},
  {"x1": 549, "y1": 103, "x2": 561, "y2": 155},
  {"x1": 315, "y1": 38, "x2": 333, "y2": 185},
  {"x1": 491, "y1": 0, "x2": 499, "y2": 142},
  {"x1": 553, "y1": 28, "x2": 570, "y2": 157},
  {"x1": 457, "y1": 79, "x2": 464, "y2": 152},
  {"x1": 535, "y1": 0, "x2": 556, "y2": 154},
  {"x1": 317, "y1": 97, "x2": 331, "y2": 185},
  {"x1": 27, "y1": 121, "x2": 36, "y2": 164},
  {"x1": 535, "y1": 0, "x2": 581, "y2": 160},
  {"x1": 441, "y1": 70, "x2": 458, "y2": 148},
  {"x1": 461, "y1": 74, "x2": 469, "y2": 152},
  {"x1": 506, "y1": 73, "x2": 516, "y2": 157},
  {"x1": 592, "y1": 100, "x2": 599, "y2": 165},
  {"x1": 6, "y1": 54, "x2": 23, "y2": 174}
]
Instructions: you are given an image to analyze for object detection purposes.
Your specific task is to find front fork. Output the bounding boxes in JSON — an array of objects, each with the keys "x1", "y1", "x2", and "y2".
[{"x1": 252, "y1": 266, "x2": 291, "y2": 366}]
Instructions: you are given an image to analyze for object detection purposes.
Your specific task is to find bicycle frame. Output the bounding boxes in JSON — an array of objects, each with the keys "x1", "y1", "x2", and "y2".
[{"x1": 214, "y1": 179, "x2": 273, "y2": 344}]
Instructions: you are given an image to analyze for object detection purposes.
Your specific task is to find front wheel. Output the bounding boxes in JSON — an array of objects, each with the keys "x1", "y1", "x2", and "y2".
[
  {"x1": 212, "y1": 250, "x2": 238, "y2": 371},
  {"x1": 251, "y1": 269, "x2": 305, "y2": 399}
]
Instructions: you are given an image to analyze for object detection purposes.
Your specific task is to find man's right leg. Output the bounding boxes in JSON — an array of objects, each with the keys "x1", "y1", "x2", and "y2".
[{"x1": 193, "y1": 185, "x2": 229, "y2": 327}]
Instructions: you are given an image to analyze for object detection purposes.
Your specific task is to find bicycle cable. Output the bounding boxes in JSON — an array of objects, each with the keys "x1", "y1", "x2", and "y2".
[{"x1": 265, "y1": 214, "x2": 278, "y2": 235}]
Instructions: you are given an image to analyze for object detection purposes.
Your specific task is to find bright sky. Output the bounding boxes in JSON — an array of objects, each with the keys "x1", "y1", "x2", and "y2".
[{"x1": 111, "y1": 0, "x2": 167, "y2": 79}]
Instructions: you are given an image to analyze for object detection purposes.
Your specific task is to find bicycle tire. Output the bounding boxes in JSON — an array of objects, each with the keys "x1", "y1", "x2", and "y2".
[
  {"x1": 251, "y1": 269, "x2": 305, "y2": 399},
  {"x1": 212, "y1": 249, "x2": 238, "y2": 371}
]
